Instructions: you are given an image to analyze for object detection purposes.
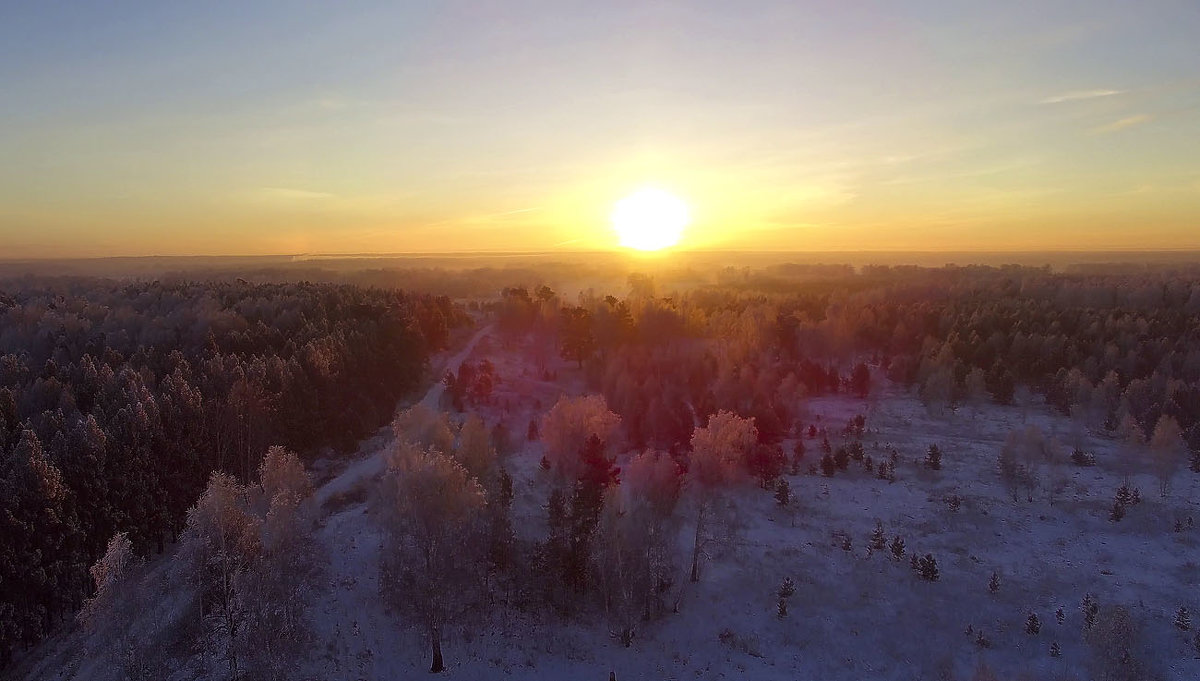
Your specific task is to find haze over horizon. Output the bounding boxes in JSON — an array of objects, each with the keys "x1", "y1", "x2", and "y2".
[{"x1": 3, "y1": 1, "x2": 1200, "y2": 258}]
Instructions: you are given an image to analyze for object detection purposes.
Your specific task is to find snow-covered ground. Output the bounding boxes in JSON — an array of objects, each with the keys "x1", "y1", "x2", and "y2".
[{"x1": 12, "y1": 329, "x2": 1200, "y2": 681}]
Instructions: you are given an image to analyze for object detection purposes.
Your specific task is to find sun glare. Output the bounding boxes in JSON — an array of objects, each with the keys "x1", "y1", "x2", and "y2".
[{"x1": 611, "y1": 188, "x2": 689, "y2": 251}]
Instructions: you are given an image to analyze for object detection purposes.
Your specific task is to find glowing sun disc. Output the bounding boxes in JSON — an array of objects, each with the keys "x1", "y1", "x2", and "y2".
[{"x1": 611, "y1": 188, "x2": 689, "y2": 251}]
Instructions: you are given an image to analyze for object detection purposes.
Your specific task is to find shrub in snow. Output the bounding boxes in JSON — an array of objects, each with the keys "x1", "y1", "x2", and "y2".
[
  {"x1": 1071, "y1": 448, "x2": 1096, "y2": 466},
  {"x1": 890, "y1": 536, "x2": 905, "y2": 561},
  {"x1": 1026, "y1": 613, "x2": 1041, "y2": 635},
  {"x1": 1050, "y1": 641, "x2": 1061, "y2": 657},
  {"x1": 1056, "y1": 607, "x2": 1065, "y2": 625},
  {"x1": 974, "y1": 631, "x2": 991, "y2": 648},
  {"x1": 988, "y1": 572, "x2": 1000, "y2": 594}
]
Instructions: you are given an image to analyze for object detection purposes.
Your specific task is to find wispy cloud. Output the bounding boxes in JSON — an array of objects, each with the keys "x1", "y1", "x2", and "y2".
[
  {"x1": 1041, "y1": 89, "x2": 1123, "y2": 104},
  {"x1": 255, "y1": 185, "x2": 336, "y2": 199},
  {"x1": 1089, "y1": 114, "x2": 1152, "y2": 135}
]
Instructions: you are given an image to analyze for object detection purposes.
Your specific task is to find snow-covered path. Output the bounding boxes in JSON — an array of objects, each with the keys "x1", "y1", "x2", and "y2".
[{"x1": 314, "y1": 322, "x2": 493, "y2": 507}]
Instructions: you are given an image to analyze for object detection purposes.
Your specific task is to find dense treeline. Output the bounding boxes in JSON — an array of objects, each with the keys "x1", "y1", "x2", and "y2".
[
  {"x1": 491, "y1": 265, "x2": 1200, "y2": 459},
  {"x1": 0, "y1": 278, "x2": 465, "y2": 664}
]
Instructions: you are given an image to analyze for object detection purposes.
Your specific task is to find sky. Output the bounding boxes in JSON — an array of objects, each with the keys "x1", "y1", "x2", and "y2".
[{"x1": 2, "y1": 0, "x2": 1199, "y2": 257}]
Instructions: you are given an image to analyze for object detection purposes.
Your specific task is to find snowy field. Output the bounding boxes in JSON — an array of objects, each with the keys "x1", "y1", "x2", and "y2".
[{"x1": 12, "y1": 330, "x2": 1200, "y2": 681}]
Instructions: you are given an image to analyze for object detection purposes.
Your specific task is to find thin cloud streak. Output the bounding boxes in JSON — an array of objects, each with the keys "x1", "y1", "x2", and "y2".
[
  {"x1": 1041, "y1": 89, "x2": 1123, "y2": 104},
  {"x1": 1089, "y1": 114, "x2": 1152, "y2": 134}
]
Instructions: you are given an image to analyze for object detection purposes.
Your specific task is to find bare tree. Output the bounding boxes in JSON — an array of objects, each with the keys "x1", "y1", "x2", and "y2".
[
  {"x1": 376, "y1": 442, "x2": 487, "y2": 673},
  {"x1": 592, "y1": 451, "x2": 681, "y2": 645},
  {"x1": 687, "y1": 411, "x2": 756, "y2": 582}
]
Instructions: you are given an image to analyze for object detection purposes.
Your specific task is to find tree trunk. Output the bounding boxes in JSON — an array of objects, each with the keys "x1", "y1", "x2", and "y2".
[
  {"x1": 429, "y1": 623, "x2": 444, "y2": 673},
  {"x1": 690, "y1": 503, "x2": 706, "y2": 583}
]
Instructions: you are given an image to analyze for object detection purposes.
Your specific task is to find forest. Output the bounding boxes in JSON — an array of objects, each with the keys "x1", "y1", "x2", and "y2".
[
  {"x1": 0, "y1": 278, "x2": 466, "y2": 665},
  {"x1": 4, "y1": 262, "x2": 1200, "y2": 680}
]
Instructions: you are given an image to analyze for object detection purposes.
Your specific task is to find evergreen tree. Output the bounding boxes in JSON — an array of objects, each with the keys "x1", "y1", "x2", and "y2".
[
  {"x1": 1176, "y1": 606, "x2": 1191, "y2": 631},
  {"x1": 1082, "y1": 593, "x2": 1099, "y2": 631},
  {"x1": 774, "y1": 478, "x2": 790, "y2": 507},
  {"x1": 918, "y1": 554, "x2": 939, "y2": 581},
  {"x1": 924, "y1": 444, "x2": 942, "y2": 470},
  {"x1": 1050, "y1": 641, "x2": 1061, "y2": 657},
  {"x1": 820, "y1": 452, "x2": 836, "y2": 477},
  {"x1": 890, "y1": 536, "x2": 905, "y2": 560},
  {"x1": 790, "y1": 440, "x2": 805, "y2": 475},
  {"x1": 1026, "y1": 613, "x2": 1041, "y2": 635},
  {"x1": 833, "y1": 447, "x2": 850, "y2": 471},
  {"x1": 870, "y1": 521, "x2": 886, "y2": 552},
  {"x1": 1110, "y1": 498, "x2": 1126, "y2": 522},
  {"x1": 988, "y1": 571, "x2": 1000, "y2": 594},
  {"x1": 1055, "y1": 606, "x2": 1065, "y2": 625}
]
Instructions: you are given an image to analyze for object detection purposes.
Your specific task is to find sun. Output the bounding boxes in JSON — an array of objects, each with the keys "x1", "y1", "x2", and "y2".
[{"x1": 611, "y1": 187, "x2": 690, "y2": 251}]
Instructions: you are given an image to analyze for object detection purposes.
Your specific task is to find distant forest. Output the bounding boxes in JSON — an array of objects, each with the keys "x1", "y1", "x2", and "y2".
[{"x1": 0, "y1": 279, "x2": 466, "y2": 663}]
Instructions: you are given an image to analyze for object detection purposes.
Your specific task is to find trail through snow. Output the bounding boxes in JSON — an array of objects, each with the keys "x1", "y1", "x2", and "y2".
[{"x1": 314, "y1": 323, "x2": 493, "y2": 507}]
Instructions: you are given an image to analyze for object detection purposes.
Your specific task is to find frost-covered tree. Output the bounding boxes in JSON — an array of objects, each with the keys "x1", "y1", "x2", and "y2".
[
  {"x1": 376, "y1": 442, "x2": 486, "y2": 673},
  {"x1": 392, "y1": 404, "x2": 455, "y2": 454},
  {"x1": 244, "y1": 447, "x2": 322, "y2": 681},
  {"x1": 540, "y1": 395, "x2": 621, "y2": 481},
  {"x1": 686, "y1": 411, "x2": 756, "y2": 582},
  {"x1": 79, "y1": 532, "x2": 138, "y2": 628},
  {"x1": 455, "y1": 414, "x2": 496, "y2": 482},
  {"x1": 1149, "y1": 415, "x2": 1184, "y2": 497},
  {"x1": 177, "y1": 472, "x2": 262, "y2": 681}
]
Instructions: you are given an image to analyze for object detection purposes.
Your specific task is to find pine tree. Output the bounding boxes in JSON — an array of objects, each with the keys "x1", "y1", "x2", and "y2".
[
  {"x1": 870, "y1": 521, "x2": 886, "y2": 552},
  {"x1": 790, "y1": 440, "x2": 805, "y2": 475},
  {"x1": 1109, "y1": 499, "x2": 1126, "y2": 522},
  {"x1": 778, "y1": 577, "x2": 796, "y2": 599},
  {"x1": 910, "y1": 554, "x2": 920, "y2": 572},
  {"x1": 1081, "y1": 593, "x2": 1098, "y2": 631},
  {"x1": 1050, "y1": 641, "x2": 1061, "y2": 657},
  {"x1": 1055, "y1": 606, "x2": 1064, "y2": 625},
  {"x1": 841, "y1": 535, "x2": 852, "y2": 552},
  {"x1": 1176, "y1": 606, "x2": 1191, "y2": 631},
  {"x1": 776, "y1": 578, "x2": 795, "y2": 618},
  {"x1": 820, "y1": 452, "x2": 836, "y2": 477},
  {"x1": 925, "y1": 444, "x2": 942, "y2": 470},
  {"x1": 988, "y1": 571, "x2": 1000, "y2": 594},
  {"x1": 1026, "y1": 613, "x2": 1041, "y2": 635},
  {"x1": 890, "y1": 536, "x2": 905, "y2": 560},
  {"x1": 918, "y1": 554, "x2": 939, "y2": 582},
  {"x1": 774, "y1": 478, "x2": 791, "y2": 507}
]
